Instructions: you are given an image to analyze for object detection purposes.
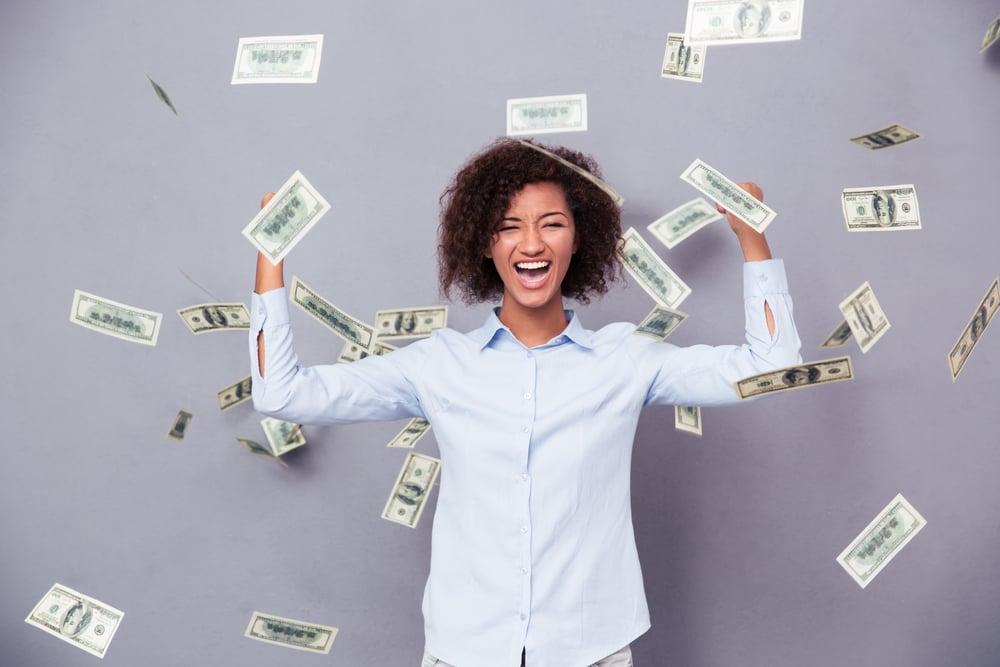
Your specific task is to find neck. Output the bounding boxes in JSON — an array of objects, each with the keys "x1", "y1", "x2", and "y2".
[{"x1": 497, "y1": 299, "x2": 569, "y2": 348}]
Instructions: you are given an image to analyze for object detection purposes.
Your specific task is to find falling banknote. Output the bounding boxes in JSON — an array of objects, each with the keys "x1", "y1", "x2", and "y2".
[
  {"x1": 231, "y1": 35, "x2": 324, "y2": 84},
  {"x1": 818, "y1": 320, "x2": 853, "y2": 349},
  {"x1": 633, "y1": 305, "x2": 688, "y2": 340},
  {"x1": 70, "y1": 289, "x2": 163, "y2": 346},
  {"x1": 675, "y1": 405, "x2": 703, "y2": 436},
  {"x1": 290, "y1": 276, "x2": 376, "y2": 351},
  {"x1": 661, "y1": 32, "x2": 707, "y2": 83},
  {"x1": 684, "y1": 0, "x2": 804, "y2": 46},
  {"x1": 506, "y1": 93, "x2": 587, "y2": 136},
  {"x1": 849, "y1": 124, "x2": 921, "y2": 150},
  {"x1": 517, "y1": 140, "x2": 624, "y2": 207},
  {"x1": 735, "y1": 357, "x2": 853, "y2": 399},
  {"x1": 375, "y1": 306, "x2": 448, "y2": 340},
  {"x1": 841, "y1": 185, "x2": 921, "y2": 232},
  {"x1": 25, "y1": 583, "x2": 125, "y2": 658},
  {"x1": 338, "y1": 340, "x2": 397, "y2": 363},
  {"x1": 981, "y1": 15, "x2": 1000, "y2": 53},
  {"x1": 217, "y1": 376, "x2": 252, "y2": 411},
  {"x1": 244, "y1": 611, "x2": 338, "y2": 654},
  {"x1": 167, "y1": 409, "x2": 193, "y2": 440},
  {"x1": 177, "y1": 303, "x2": 250, "y2": 333},
  {"x1": 261, "y1": 417, "x2": 306, "y2": 457},
  {"x1": 146, "y1": 75, "x2": 177, "y2": 115},
  {"x1": 839, "y1": 281, "x2": 890, "y2": 353},
  {"x1": 680, "y1": 159, "x2": 776, "y2": 232},
  {"x1": 948, "y1": 277, "x2": 1000, "y2": 381},
  {"x1": 243, "y1": 171, "x2": 331, "y2": 265},
  {"x1": 836, "y1": 493, "x2": 926, "y2": 589},
  {"x1": 617, "y1": 227, "x2": 692, "y2": 308},
  {"x1": 647, "y1": 197, "x2": 723, "y2": 249},
  {"x1": 382, "y1": 452, "x2": 440, "y2": 528},
  {"x1": 387, "y1": 418, "x2": 432, "y2": 448},
  {"x1": 236, "y1": 437, "x2": 288, "y2": 467}
]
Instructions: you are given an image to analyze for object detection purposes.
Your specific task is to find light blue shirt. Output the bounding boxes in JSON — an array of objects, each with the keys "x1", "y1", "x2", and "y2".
[{"x1": 249, "y1": 259, "x2": 801, "y2": 667}]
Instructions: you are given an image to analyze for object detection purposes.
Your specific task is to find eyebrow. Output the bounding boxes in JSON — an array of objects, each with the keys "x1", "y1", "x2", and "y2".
[{"x1": 501, "y1": 211, "x2": 569, "y2": 222}]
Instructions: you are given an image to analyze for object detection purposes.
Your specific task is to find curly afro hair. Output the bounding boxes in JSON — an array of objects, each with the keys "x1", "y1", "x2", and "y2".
[{"x1": 438, "y1": 137, "x2": 622, "y2": 305}]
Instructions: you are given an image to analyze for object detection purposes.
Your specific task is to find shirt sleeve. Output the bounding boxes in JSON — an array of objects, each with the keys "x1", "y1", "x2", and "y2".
[
  {"x1": 248, "y1": 287, "x2": 426, "y2": 425},
  {"x1": 639, "y1": 258, "x2": 802, "y2": 407}
]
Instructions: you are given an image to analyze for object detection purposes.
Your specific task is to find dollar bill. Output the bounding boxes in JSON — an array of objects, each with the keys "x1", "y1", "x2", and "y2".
[
  {"x1": 836, "y1": 493, "x2": 926, "y2": 589},
  {"x1": 236, "y1": 437, "x2": 288, "y2": 467},
  {"x1": 516, "y1": 140, "x2": 624, "y2": 207},
  {"x1": 634, "y1": 305, "x2": 688, "y2": 340},
  {"x1": 507, "y1": 93, "x2": 587, "y2": 136},
  {"x1": 387, "y1": 418, "x2": 432, "y2": 449},
  {"x1": 839, "y1": 281, "x2": 890, "y2": 353},
  {"x1": 167, "y1": 409, "x2": 193, "y2": 440},
  {"x1": 382, "y1": 452, "x2": 440, "y2": 528},
  {"x1": 146, "y1": 75, "x2": 177, "y2": 115},
  {"x1": 981, "y1": 15, "x2": 1000, "y2": 53},
  {"x1": 218, "y1": 376, "x2": 252, "y2": 411},
  {"x1": 25, "y1": 583, "x2": 124, "y2": 658},
  {"x1": 684, "y1": 0, "x2": 804, "y2": 46},
  {"x1": 231, "y1": 34, "x2": 324, "y2": 84},
  {"x1": 243, "y1": 171, "x2": 331, "y2": 265},
  {"x1": 616, "y1": 227, "x2": 692, "y2": 308},
  {"x1": 661, "y1": 32, "x2": 707, "y2": 82},
  {"x1": 849, "y1": 124, "x2": 921, "y2": 150},
  {"x1": 948, "y1": 277, "x2": 1000, "y2": 381},
  {"x1": 818, "y1": 320, "x2": 853, "y2": 349},
  {"x1": 70, "y1": 289, "x2": 163, "y2": 346},
  {"x1": 375, "y1": 306, "x2": 447, "y2": 340},
  {"x1": 680, "y1": 159, "x2": 776, "y2": 232},
  {"x1": 675, "y1": 405, "x2": 702, "y2": 436},
  {"x1": 842, "y1": 185, "x2": 920, "y2": 232},
  {"x1": 338, "y1": 340, "x2": 397, "y2": 363},
  {"x1": 735, "y1": 357, "x2": 853, "y2": 399},
  {"x1": 290, "y1": 276, "x2": 376, "y2": 351},
  {"x1": 244, "y1": 611, "x2": 337, "y2": 654},
  {"x1": 647, "y1": 197, "x2": 723, "y2": 249},
  {"x1": 177, "y1": 303, "x2": 250, "y2": 333},
  {"x1": 261, "y1": 417, "x2": 306, "y2": 457}
]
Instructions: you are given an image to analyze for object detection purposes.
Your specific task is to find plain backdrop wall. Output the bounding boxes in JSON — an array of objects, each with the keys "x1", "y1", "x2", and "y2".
[{"x1": 3, "y1": 1, "x2": 1000, "y2": 665}]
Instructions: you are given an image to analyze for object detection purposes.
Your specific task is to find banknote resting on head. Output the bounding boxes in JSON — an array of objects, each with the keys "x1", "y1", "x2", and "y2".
[{"x1": 249, "y1": 138, "x2": 802, "y2": 667}]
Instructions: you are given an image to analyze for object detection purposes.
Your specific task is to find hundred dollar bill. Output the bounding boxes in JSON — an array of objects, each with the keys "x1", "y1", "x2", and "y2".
[
  {"x1": 244, "y1": 611, "x2": 337, "y2": 654},
  {"x1": 382, "y1": 451, "x2": 440, "y2": 528},
  {"x1": 507, "y1": 93, "x2": 587, "y2": 136},
  {"x1": 517, "y1": 140, "x2": 624, "y2": 207},
  {"x1": 70, "y1": 289, "x2": 163, "y2": 346},
  {"x1": 25, "y1": 583, "x2": 124, "y2": 658},
  {"x1": 842, "y1": 185, "x2": 920, "y2": 232},
  {"x1": 375, "y1": 306, "x2": 447, "y2": 340},
  {"x1": 634, "y1": 305, "x2": 687, "y2": 340},
  {"x1": 261, "y1": 417, "x2": 306, "y2": 457},
  {"x1": 217, "y1": 376, "x2": 252, "y2": 411},
  {"x1": 836, "y1": 493, "x2": 926, "y2": 589},
  {"x1": 388, "y1": 418, "x2": 432, "y2": 448},
  {"x1": 981, "y1": 15, "x2": 1000, "y2": 53},
  {"x1": 680, "y1": 159, "x2": 776, "y2": 232},
  {"x1": 167, "y1": 409, "x2": 193, "y2": 440},
  {"x1": 684, "y1": 0, "x2": 804, "y2": 46},
  {"x1": 849, "y1": 124, "x2": 920, "y2": 150},
  {"x1": 948, "y1": 277, "x2": 1000, "y2": 381},
  {"x1": 616, "y1": 227, "x2": 692, "y2": 308},
  {"x1": 236, "y1": 437, "x2": 288, "y2": 467},
  {"x1": 177, "y1": 302, "x2": 250, "y2": 333},
  {"x1": 647, "y1": 197, "x2": 723, "y2": 249},
  {"x1": 818, "y1": 320, "x2": 853, "y2": 349},
  {"x1": 675, "y1": 405, "x2": 702, "y2": 436},
  {"x1": 661, "y1": 32, "x2": 707, "y2": 83},
  {"x1": 290, "y1": 276, "x2": 376, "y2": 350},
  {"x1": 735, "y1": 356, "x2": 853, "y2": 399},
  {"x1": 146, "y1": 75, "x2": 177, "y2": 115},
  {"x1": 839, "y1": 281, "x2": 890, "y2": 353},
  {"x1": 338, "y1": 339, "x2": 397, "y2": 363},
  {"x1": 231, "y1": 34, "x2": 324, "y2": 84},
  {"x1": 243, "y1": 171, "x2": 331, "y2": 265}
]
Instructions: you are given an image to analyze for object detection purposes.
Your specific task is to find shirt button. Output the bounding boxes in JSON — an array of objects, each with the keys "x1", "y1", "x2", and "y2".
[
  {"x1": 521, "y1": 426, "x2": 529, "y2": 433},
  {"x1": 521, "y1": 567, "x2": 528, "y2": 574},
  {"x1": 525, "y1": 352, "x2": 533, "y2": 359},
  {"x1": 520, "y1": 526, "x2": 529, "y2": 534},
  {"x1": 519, "y1": 613, "x2": 527, "y2": 621},
  {"x1": 523, "y1": 392, "x2": 532, "y2": 400},
  {"x1": 520, "y1": 473, "x2": 529, "y2": 482}
]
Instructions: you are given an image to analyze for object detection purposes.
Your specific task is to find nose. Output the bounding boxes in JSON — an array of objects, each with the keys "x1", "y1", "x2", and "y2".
[{"x1": 519, "y1": 225, "x2": 544, "y2": 255}]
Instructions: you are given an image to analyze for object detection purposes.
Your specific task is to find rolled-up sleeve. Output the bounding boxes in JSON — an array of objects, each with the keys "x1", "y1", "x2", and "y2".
[{"x1": 248, "y1": 287, "x2": 425, "y2": 425}]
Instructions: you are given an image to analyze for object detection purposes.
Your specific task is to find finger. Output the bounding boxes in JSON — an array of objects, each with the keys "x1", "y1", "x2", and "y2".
[
  {"x1": 716, "y1": 202, "x2": 727, "y2": 214},
  {"x1": 260, "y1": 192, "x2": 275, "y2": 209}
]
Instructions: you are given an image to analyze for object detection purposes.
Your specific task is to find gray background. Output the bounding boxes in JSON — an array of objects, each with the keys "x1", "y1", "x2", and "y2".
[{"x1": 3, "y1": 1, "x2": 1000, "y2": 665}]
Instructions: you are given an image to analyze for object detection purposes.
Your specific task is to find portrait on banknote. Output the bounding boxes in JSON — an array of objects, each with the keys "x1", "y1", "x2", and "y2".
[
  {"x1": 737, "y1": 1, "x2": 771, "y2": 37},
  {"x1": 871, "y1": 192, "x2": 895, "y2": 227},
  {"x1": 395, "y1": 481, "x2": 426, "y2": 506},
  {"x1": 60, "y1": 601, "x2": 92, "y2": 637},
  {"x1": 783, "y1": 365, "x2": 821, "y2": 386}
]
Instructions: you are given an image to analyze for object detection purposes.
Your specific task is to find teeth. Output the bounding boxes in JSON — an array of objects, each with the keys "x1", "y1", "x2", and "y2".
[{"x1": 516, "y1": 261, "x2": 550, "y2": 270}]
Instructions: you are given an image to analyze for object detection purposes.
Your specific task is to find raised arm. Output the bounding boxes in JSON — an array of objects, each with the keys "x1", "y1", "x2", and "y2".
[
  {"x1": 254, "y1": 191, "x2": 283, "y2": 376},
  {"x1": 716, "y1": 181, "x2": 775, "y2": 337}
]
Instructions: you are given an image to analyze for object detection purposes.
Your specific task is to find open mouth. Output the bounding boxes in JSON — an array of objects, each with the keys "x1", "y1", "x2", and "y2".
[{"x1": 515, "y1": 260, "x2": 551, "y2": 284}]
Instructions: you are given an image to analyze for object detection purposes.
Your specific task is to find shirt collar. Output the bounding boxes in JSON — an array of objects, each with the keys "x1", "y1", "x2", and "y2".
[{"x1": 471, "y1": 307, "x2": 594, "y2": 351}]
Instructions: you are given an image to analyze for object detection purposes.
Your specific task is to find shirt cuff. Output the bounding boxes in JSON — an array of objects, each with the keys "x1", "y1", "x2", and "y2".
[
  {"x1": 250, "y1": 286, "x2": 291, "y2": 331},
  {"x1": 743, "y1": 258, "x2": 788, "y2": 300}
]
